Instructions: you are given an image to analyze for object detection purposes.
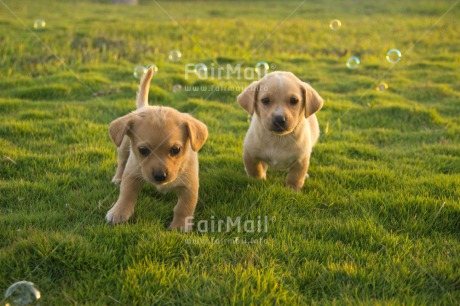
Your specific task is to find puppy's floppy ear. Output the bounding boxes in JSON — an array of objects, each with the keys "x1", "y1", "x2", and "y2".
[
  {"x1": 237, "y1": 80, "x2": 260, "y2": 115},
  {"x1": 301, "y1": 82, "x2": 324, "y2": 118},
  {"x1": 183, "y1": 114, "x2": 208, "y2": 152},
  {"x1": 109, "y1": 113, "x2": 135, "y2": 147}
]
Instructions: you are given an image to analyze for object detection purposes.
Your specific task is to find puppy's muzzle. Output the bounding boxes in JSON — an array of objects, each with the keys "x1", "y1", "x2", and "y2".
[
  {"x1": 272, "y1": 115, "x2": 287, "y2": 132},
  {"x1": 153, "y1": 170, "x2": 168, "y2": 183}
]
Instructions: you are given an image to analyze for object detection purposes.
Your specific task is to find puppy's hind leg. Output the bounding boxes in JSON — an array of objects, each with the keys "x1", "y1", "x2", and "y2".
[
  {"x1": 243, "y1": 151, "x2": 267, "y2": 180},
  {"x1": 286, "y1": 156, "x2": 310, "y2": 192},
  {"x1": 112, "y1": 136, "x2": 130, "y2": 184}
]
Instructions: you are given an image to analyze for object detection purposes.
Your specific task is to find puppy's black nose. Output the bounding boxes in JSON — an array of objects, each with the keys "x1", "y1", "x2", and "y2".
[
  {"x1": 273, "y1": 115, "x2": 286, "y2": 127},
  {"x1": 153, "y1": 171, "x2": 167, "y2": 182}
]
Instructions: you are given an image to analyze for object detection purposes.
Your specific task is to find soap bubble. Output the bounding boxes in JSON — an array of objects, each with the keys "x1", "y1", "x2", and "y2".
[
  {"x1": 4, "y1": 281, "x2": 41, "y2": 305},
  {"x1": 168, "y1": 50, "x2": 181, "y2": 62},
  {"x1": 194, "y1": 63, "x2": 207, "y2": 78},
  {"x1": 346, "y1": 56, "x2": 360, "y2": 70},
  {"x1": 173, "y1": 84, "x2": 182, "y2": 93},
  {"x1": 255, "y1": 61, "x2": 269, "y2": 77},
  {"x1": 386, "y1": 49, "x2": 401, "y2": 64},
  {"x1": 376, "y1": 82, "x2": 388, "y2": 92},
  {"x1": 133, "y1": 65, "x2": 147, "y2": 79},
  {"x1": 33, "y1": 19, "x2": 46, "y2": 31},
  {"x1": 146, "y1": 64, "x2": 159, "y2": 74},
  {"x1": 329, "y1": 19, "x2": 341, "y2": 30}
]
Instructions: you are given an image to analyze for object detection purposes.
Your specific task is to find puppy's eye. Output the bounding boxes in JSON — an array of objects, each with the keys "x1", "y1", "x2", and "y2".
[
  {"x1": 170, "y1": 146, "x2": 181, "y2": 156},
  {"x1": 261, "y1": 97, "x2": 270, "y2": 105},
  {"x1": 138, "y1": 147, "x2": 151, "y2": 156},
  {"x1": 290, "y1": 97, "x2": 299, "y2": 105}
]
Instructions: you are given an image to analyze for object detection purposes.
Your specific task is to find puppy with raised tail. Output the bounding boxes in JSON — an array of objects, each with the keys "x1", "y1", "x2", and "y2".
[
  {"x1": 106, "y1": 67, "x2": 208, "y2": 230},
  {"x1": 237, "y1": 71, "x2": 323, "y2": 191}
]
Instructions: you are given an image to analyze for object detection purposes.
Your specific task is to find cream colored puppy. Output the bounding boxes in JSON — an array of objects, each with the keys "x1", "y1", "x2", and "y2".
[
  {"x1": 237, "y1": 71, "x2": 323, "y2": 191},
  {"x1": 106, "y1": 67, "x2": 208, "y2": 230}
]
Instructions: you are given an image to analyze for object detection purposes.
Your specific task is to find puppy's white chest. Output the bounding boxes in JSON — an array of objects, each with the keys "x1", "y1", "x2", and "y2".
[{"x1": 263, "y1": 147, "x2": 298, "y2": 170}]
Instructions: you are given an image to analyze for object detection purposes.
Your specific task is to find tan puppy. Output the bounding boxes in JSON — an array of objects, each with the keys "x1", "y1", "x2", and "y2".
[
  {"x1": 237, "y1": 71, "x2": 323, "y2": 191},
  {"x1": 106, "y1": 67, "x2": 208, "y2": 230}
]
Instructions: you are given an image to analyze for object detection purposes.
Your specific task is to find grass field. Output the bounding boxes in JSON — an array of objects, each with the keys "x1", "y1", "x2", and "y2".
[{"x1": 1, "y1": 0, "x2": 459, "y2": 304}]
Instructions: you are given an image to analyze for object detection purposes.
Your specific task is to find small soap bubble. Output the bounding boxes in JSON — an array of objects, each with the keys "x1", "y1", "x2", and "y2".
[
  {"x1": 255, "y1": 61, "x2": 269, "y2": 77},
  {"x1": 168, "y1": 50, "x2": 182, "y2": 62},
  {"x1": 386, "y1": 49, "x2": 401, "y2": 64},
  {"x1": 33, "y1": 19, "x2": 46, "y2": 31},
  {"x1": 172, "y1": 84, "x2": 182, "y2": 93},
  {"x1": 376, "y1": 82, "x2": 388, "y2": 92},
  {"x1": 329, "y1": 19, "x2": 341, "y2": 30},
  {"x1": 146, "y1": 64, "x2": 159, "y2": 74},
  {"x1": 194, "y1": 63, "x2": 207, "y2": 78},
  {"x1": 346, "y1": 56, "x2": 360, "y2": 70},
  {"x1": 133, "y1": 65, "x2": 147, "y2": 79},
  {"x1": 4, "y1": 281, "x2": 41, "y2": 305}
]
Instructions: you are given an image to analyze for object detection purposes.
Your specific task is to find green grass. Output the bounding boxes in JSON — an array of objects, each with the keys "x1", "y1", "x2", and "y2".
[{"x1": 1, "y1": 0, "x2": 459, "y2": 304}]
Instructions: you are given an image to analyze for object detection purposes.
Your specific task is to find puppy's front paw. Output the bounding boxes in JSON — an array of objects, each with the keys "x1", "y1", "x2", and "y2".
[
  {"x1": 252, "y1": 173, "x2": 267, "y2": 181},
  {"x1": 286, "y1": 182, "x2": 303, "y2": 192},
  {"x1": 106, "y1": 205, "x2": 133, "y2": 224},
  {"x1": 245, "y1": 168, "x2": 266, "y2": 180},
  {"x1": 168, "y1": 218, "x2": 193, "y2": 232},
  {"x1": 111, "y1": 176, "x2": 122, "y2": 185}
]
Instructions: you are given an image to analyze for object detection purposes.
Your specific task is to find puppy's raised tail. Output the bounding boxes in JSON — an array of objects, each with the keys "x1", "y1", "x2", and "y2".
[{"x1": 136, "y1": 67, "x2": 154, "y2": 109}]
